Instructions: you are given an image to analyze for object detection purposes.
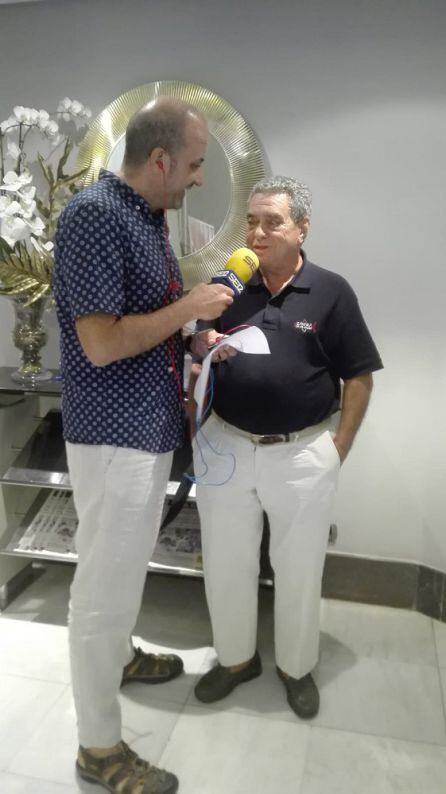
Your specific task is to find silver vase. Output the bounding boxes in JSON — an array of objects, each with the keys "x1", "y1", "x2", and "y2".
[{"x1": 10, "y1": 293, "x2": 52, "y2": 383}]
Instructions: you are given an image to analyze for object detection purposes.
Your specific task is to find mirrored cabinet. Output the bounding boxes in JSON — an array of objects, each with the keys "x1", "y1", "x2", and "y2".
[{"x1": 0, "y1": 367, "x2": 202, "y2": 608}]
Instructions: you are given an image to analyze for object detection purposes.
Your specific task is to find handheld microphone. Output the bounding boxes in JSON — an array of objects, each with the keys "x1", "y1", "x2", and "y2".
[{"x1": 211, "y1": 247, "x2": 259, "y2": 296}]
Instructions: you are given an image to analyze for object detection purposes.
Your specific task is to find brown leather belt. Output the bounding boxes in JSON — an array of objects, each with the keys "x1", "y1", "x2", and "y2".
[{"x1": 211, "y1": 412, "x2": 332, "y2": 445}]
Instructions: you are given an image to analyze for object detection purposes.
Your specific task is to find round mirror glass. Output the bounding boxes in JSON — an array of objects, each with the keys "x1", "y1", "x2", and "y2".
[
  {"x1": 106, "y1": 132, "x2": 231, "y2": 259},
  {"x1": 76, "y1": 80, "x2": 266, "y2": 289}
]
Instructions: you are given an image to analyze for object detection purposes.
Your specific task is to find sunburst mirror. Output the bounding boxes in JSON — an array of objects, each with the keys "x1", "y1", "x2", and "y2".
[{"x1": 76, "y1": 80, "x2": 266, "y2": 290}]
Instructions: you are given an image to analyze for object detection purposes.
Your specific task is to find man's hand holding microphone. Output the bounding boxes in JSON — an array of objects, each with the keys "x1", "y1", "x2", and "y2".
[{"x1": 184, "y1": 247, "x2": 260, "y2": 362}]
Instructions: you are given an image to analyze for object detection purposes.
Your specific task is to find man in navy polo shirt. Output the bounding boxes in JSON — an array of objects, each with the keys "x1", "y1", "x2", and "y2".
[
  {"x1": 191, "y1": 176, "x2": 383, "y2": 720},
  {"x1": 53, "y1": 97, "x2": 233, "y2": 794}
]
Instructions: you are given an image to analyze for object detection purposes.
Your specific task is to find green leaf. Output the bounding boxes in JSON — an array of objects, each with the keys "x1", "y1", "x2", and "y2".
[
  {"x1": 56, "y1": 164, "x2": 90, "y2": 186},
  {"x1": 35, "y1": 198, "x2": 51, "y2": 219},
  {"x1": 56, "y1": 137, "x2": 73, "y2": 180},
  {"x1": 37, "y1": 153, "x2": 55, "y2": 187}
]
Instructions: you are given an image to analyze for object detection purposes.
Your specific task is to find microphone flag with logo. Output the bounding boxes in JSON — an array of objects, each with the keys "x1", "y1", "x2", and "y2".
[{"x1": 211, "y1": 247, "x2": 259, "y2": 295}]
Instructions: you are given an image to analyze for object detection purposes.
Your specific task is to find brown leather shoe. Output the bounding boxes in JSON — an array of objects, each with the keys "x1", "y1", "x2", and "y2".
[
  {"x1": 121, "y1": 647, "x2": 183, "y2": 686},
  {"x1": 277, "y1": 667, "x2": 320, "y2": 719},
  {"x1": 195, "y1": 651, "x2": 262, "y2": 703}
]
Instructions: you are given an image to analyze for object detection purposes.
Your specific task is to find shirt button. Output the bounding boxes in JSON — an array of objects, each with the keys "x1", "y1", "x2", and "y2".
[{"x1": 135, "y1": 205, "x2": 140, "y2": 210}]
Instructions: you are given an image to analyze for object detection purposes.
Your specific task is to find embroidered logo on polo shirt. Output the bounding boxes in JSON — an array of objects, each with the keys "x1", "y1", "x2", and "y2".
[{"x1": 294, "y1": 319, "x2": 318, "y2": 333}]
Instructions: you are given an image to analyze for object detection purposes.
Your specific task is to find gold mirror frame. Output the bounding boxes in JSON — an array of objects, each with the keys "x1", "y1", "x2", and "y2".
[{"x1": 76, "y1": 80, "x2": 266, "y2": 290}]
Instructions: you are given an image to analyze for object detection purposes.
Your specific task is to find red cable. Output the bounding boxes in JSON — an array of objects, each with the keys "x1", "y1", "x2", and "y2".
[{"x1": 160, "y1": 169, "x2": 184, "y2": 407}]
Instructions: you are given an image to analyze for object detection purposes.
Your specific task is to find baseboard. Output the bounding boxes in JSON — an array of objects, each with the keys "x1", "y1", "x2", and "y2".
[
  {"x1": 321, "y1": 553, "x2": 446, "y2": 622},
  {"x1": 259, "y1": 544, "x2": 446, "y2": 623}
]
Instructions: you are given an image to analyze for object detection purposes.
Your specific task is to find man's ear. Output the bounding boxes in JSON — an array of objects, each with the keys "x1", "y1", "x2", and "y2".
[
  {"x1": 298, "y1": 216, "x2": 310, "y2": 242},
  {"x1": 149, "y1": 147, "x2": 171, "y2": 174}
]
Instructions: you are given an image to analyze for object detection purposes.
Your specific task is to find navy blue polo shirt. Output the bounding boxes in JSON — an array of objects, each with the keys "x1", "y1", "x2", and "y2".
[
  {"x1": 53, "y1": 169, "x2": 185, "y2": 453},
  {"x1": 208, "y1": 252, "x2": 383, "y2": 434}
]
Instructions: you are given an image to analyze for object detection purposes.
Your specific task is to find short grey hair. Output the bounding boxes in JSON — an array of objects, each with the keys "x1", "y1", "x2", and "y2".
[
  {"x1": 249, "y1": 176, "x2": 312, "y2": 223},
  {"x1": 123, "y1": 97, "x2": 205, "y2": 168}
]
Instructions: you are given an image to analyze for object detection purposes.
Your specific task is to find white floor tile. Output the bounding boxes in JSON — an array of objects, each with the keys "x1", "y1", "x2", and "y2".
[
  {"x1": 135, "y1": 573, "x2": 212, "y2": 650},
  {"x1": 191, "y1": 648, "x2": 446, "y2": 746},
  {"x1": 0, "y1": 771, "x2": 77, "y2": 793},
  {"x1": 434, "y1": 619, "x2": 446, "y2": 667},
  {"x1": 2, "y1": 564, "x2": 73, "y2": 626},
  {"x1": 159, "y1": 704, "x2": 310, "y2": 794},
  {"x1": 301, "y1": 726, "x2": 446, "y2": 794},
  {"x1": 8, "y1": 687, "x2": 178, "y2": 786},
  {"x1": 320, "y1": 599, "x2": 437, "y2": 666},
  {"x1": 3, "y1": 565, "x2": 446, "y2": 794},
  {"x1": 0, "y1": 674, "x2": 66, "y2": 770},
  {"x1": 312, "y1": 654, "x2": 446, "y2": 745},
  {"x1": 0, "y1": 617, "x2": 70, "y2": 683}
]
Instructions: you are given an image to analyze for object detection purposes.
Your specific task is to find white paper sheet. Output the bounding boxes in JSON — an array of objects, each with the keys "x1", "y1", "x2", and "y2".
[{"x1": 194, "y1": 326, "x2": 270, "y2": 424}]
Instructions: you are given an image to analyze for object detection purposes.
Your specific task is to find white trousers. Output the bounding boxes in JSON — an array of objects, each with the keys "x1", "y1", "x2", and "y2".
[
  {"x1": 66, "y1": 442, "x2": 173, "y2": 748},
  {"x1": 194, "y1": 414, "x2": 340, "y2": 679}
]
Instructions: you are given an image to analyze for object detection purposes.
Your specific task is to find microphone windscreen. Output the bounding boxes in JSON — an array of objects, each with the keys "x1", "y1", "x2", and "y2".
[{"x1": 224, "y1": 248, "x2": 259, "y2": 284}]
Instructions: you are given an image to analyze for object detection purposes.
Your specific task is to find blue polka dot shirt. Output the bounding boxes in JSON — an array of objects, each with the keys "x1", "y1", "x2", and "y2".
[{"x1": 53, "y1": 169, "x2": 185, "y2": 453}]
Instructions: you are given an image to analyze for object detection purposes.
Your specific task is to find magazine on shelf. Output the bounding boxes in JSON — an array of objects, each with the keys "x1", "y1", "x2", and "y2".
[
  {"x1": 152, "y1": 499, "x2": 202, "y2": 570},
  {"x1": 12, "y1": 489, "x2": 202, "y2": 568}
]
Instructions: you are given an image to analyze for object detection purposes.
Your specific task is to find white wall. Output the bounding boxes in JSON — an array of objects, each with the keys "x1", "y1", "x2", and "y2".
[{"x1": 1, "y1": 0, "x2": 445, "y2": 571}]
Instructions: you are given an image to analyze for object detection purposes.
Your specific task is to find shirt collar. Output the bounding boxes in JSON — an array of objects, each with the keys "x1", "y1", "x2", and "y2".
[
  {"x1": 247, "y1": 249, "x2": 314, "y2": 292},
  {"x1": 98, "y1": 169, "x2": 165, "y2": 225}
]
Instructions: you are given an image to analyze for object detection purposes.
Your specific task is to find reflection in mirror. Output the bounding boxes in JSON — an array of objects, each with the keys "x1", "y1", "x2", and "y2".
[
  {"x1": 107, "y1": 133, "x2": 231, "y2": 259},
  {"x1": 77, "y1": 81, "x2": 266, "y2": 288}
]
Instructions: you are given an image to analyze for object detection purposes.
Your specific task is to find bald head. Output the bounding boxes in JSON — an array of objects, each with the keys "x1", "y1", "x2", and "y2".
[{"x1": 123, "y1": 97, "x2": 206, "y2": 169}]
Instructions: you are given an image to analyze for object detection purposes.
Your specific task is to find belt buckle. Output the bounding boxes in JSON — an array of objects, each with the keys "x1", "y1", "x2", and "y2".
[{"x1": 256, "y1": 434, "x2": 285, "y2": 445}]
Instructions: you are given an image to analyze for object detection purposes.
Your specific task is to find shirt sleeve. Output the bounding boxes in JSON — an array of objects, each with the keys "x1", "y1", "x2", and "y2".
[
  {"x1": 320, "y1": 279, "x2": 383, "y2": 380},
  {"x1": 58, "y1": 200, "x2": 125, "y2": 320}
]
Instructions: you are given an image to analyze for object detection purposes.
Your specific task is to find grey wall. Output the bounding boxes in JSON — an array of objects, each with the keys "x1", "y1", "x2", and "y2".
[{"x1": 1, "y1": 0, "x2": 445, "y2": 570}]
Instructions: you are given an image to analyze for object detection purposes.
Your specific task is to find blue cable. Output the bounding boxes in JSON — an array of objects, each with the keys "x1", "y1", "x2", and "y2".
[{"x1": 186, "y1": 369, "x2": 236, "y2": 487}]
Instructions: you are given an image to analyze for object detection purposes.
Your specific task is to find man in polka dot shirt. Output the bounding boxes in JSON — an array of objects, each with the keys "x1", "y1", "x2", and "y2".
[{"x1": 54, "y1": 97, "x2": 233, "y2": 794}]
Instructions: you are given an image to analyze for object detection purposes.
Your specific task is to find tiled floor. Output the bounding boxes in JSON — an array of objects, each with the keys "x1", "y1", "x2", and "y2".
[{"x1": 1, "y1": 563, "x2": 446, "y2": 793}]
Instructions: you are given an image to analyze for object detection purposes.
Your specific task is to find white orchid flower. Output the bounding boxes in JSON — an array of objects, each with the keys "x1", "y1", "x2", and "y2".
[
  {"x1": 70, "y1": 100, "x2": 82, "y2": 116},
  {"x1": 20, "y1": 199, "x2": 37, "y2": 219},
  {"x1": 4, "y1": 200, "x2": 24, "y2": 217},
  {"x1": 0, "y1": 116, "x2": 18, "y2": 134},
  {"x1": 2, "y1": 171, "x2": 33, "y2": 191},
  {"x1": 37, "y1": 116, "x2": 57, "y2": 135},
  {"x1": 1, "y1": 96, "x2": 89, "y2": 276},
  {"x1": 0, "y1": 195, "x2": 12, "y2": 214},
  {"x1": 20, "y1": 185, "x2": 36, "y2": 200},
  {"x1": 57, "y1": 97, "x2": 73, "y2": 121},
  {"x1": 13, "y1": 106, "x2": 40, "y2": 125},
  {"x1": 27, "y1": 108, "x2": 40, "y2": 124},
  {"x1": 46, "y1": 120, "x2": 59, "y2": 138},
  {"x1": 27, "y1": 216, "x2": 45, "y2": 236},
  {"x1": 13, "y1": 106, "x2": 28, "y2": 122},
  {"x1": 57, "y1": 97, "x2": 72, "y2": 111},
  {"x1": 6, "y1": 141, "x2": 21, "y2": 160},
  {"x1": 56, "y1": 97, "x2": 91, "y2": 121},
  {"x1": 73, "y1": 100, "x2": 92, "y2": 119},
  {"x1": 1, "y1": 214, "x2": 29, "y2": 247}
]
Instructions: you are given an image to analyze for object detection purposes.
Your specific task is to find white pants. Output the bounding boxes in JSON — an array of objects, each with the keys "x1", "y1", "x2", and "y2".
[
  {"x1": 194, "y1": 415, "x2": 340, "y2": 679},
  {"x1": 66, "y1": 442, "x2": 173, "y2": 748}
]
